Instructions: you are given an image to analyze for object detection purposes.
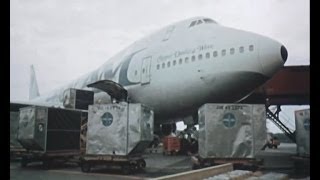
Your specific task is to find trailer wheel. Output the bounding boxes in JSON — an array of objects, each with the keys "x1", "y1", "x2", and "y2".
[
  {"x1": 138, "y1": 159, "x2": 146, "y2": 168},
  {"x1": 81, "y1": 162, "x2": 91, "y2": 173}
]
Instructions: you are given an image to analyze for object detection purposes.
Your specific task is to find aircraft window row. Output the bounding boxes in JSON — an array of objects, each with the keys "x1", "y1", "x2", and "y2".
[{"x1": 156, "y1": 45, "x2": 254, "y2": 70}]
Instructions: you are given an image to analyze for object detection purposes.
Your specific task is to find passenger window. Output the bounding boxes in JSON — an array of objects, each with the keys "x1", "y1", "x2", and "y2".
[
  {"x1": 162, "y1": 63, "x2": 165, "y2": 68},
  {"x1": 143, "y1": 68, "x2": 145, "y2": 73},
  {"x1": 230, "y1": 48, "x2": 235, "y2": 55},
  {"x1": 173, "y1": 60, "x2": 177, "y2": 66},
  {"x1": 239, "y1": 46, "x2": 244, "y2": 53},
  {"x1": 221, "y1": 49, "x2": 226, "y2": 56},
  {"x1": 157, "y1": 64, "x2": 160, "y2": 70},
  {"x1": 213, "y1": 51, "x2": 218, "y2": 57},
  {"x1": 185, "y1": 57, "x2": 189, "y2": 63},
  {"x1": 179, "y1": 58, "x2": 183, "y2": 64},
  {"x1": 135, "y1": 70, "x2": 138, "y2": 75},
  {"x1": 197, "y1": 20, "x2": 203, "y2": 25},
  {"x1": 167, "y1": 61, "x2": 171, "y2": 67},
  {"x1": 191, "y1": 55, "x2": 196, "y2": 62},
  {"x1": 249, "y1": 45, "x2": 254, "y2": 51},
  {"x1": 198, "y1": 54, "x2": 203, "y2": 60},
  {"x1": 206, "y1": 52, "x2": 210, "y2": 59}
]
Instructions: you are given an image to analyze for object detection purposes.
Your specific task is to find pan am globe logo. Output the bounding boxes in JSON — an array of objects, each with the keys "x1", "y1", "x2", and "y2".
[
  {"x1": 222, "y1": 113, "x2": 236, "y2": 128},
  {"x1": 303, "y1": 118, "x2": 310, "y2": 131},
  {"x1": 101, "y1": 112, "x2": 113, "y2": 127}
]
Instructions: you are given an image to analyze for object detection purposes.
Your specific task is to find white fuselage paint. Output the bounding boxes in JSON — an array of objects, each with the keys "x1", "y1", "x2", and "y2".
[{"x1": 29, "y1": 17, "x2": 286, "y2": 124}]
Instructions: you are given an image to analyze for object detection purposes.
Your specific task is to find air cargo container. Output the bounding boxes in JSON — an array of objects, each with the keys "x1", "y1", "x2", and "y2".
[
  {"x1": 295, "y1": 109, "x2": 310, "y2": 157},
  {"x1": 80, "y1": 103, "x2": 153, "y2": 173},
  {"x1": 17, "y1": 106, "x2": 87, "y2": 168},
  {"x1": 63, "y1": 88, "x2": 94, "y2": 110},
  {"x1": 192, "y1": 104, "x2": 266, "y2": 170}
]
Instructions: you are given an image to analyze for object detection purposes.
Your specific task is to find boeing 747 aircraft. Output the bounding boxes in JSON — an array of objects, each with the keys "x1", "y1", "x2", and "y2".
[{"x1": 11, "y1": 17, "x2": 288, "y2": 134}]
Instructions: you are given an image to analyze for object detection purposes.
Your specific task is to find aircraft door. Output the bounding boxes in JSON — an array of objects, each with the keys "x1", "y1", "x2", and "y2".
[{"x1": 141, "y1": 56, "x2": 152, "y2": 84}]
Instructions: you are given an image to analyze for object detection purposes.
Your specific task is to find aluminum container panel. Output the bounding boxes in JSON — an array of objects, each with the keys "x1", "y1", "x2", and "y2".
[
  {"x1": 18, "y1": 106, "x2": 47, "y2": 151},
  {"x1": 63, "y1": 88, "x2": 76, "y2": 109},
  {"x1": 128, "y1": 104, "x2": 154, "y2": 154},
  {"x1": 295, "y1": 109, "x2": 310, "y2": 157},
  {"x1": 10, "y1": 112, "x2": 23, "y2": 148},
  {"x1": 87, "y1": 103, "x2": 128, "y2": 155},
  {"x1": 198, "y1": 103, "x2": 266, "y2": 158},
  {"x1": 86, "y1": 103, "x2": 153, "y2": 156}
]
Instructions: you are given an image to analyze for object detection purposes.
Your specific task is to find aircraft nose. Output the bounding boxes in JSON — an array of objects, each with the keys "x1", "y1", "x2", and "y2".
[
  {"x1": 280, "y1": 45, "x2": 288, "y2": 63},
  {"x1": 258, "y1": 37, "x2": 287, "y2": 77}
]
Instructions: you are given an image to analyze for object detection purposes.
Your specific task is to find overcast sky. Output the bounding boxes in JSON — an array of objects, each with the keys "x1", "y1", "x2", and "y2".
[{"x1": 10, "y1": 0, "x2": 309, "y2": 133}]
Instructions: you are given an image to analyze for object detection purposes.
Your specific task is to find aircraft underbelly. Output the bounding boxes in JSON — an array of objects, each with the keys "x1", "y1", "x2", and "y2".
[{"x1": 126, "y1": 71, "x2": 269, "y2": 123}]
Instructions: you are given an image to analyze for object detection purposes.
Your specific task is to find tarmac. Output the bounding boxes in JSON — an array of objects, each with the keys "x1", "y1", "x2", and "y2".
[{"x1": 10, "y1": 143, "x2": 310, "y2": 180}]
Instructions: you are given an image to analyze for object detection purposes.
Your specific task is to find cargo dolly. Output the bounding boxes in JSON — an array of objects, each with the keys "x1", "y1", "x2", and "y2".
[
  {"x1": 10, "y1": 145, "x2": 27, "y2": 160},
  {"x1": 20, "y1": 150, "x2": 80, "y2": 169},
  {"x1": 191, "y1": 155, "x2": 263, "y2": 171},
  {"x1": 79, "y1": 154, "x2": 146, "y2": 174}
]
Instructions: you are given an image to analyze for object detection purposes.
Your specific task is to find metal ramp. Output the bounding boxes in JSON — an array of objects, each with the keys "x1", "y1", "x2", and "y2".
[{"x1": 266, "y1": 106, "x2": 296, "y2": 143}]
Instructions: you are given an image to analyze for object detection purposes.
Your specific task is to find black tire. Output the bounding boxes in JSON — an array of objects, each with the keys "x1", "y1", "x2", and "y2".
[
  {"x1": 81, "y1": 162, "x2": 91, "y2": 173},
  {"x1": 138, "y1": 159, "x2": 146, "y2": 168}
]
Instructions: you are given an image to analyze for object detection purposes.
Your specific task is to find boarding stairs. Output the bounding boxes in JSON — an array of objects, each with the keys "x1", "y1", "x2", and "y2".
[{"x1": 266, "y1": 106, "x2": 296, "y2": 143}]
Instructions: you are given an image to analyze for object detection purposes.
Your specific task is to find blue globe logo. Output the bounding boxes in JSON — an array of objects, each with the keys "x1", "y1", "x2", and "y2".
[
  {"x1": 101, "y1": 112, "x2": 113, "y2": 127},
  {"x1": 303, "y1": 118, "x2": 310, "y2": 131},
  {"x1": 223, "y1": 113, "x2": 236, "y2": 128}
]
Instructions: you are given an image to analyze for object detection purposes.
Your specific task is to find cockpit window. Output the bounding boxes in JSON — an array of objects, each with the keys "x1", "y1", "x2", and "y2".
[
  {"x1": 189, "y1": 21, "x2": 197, "y2": 27},
  {"x1": 196, "y1": 20, "x2": 203, "y2": 25},
  {"x1": 189, "y1": 18, "x2": 217, "y2": 28},
  {"x1": 203, "y1": 18, "x2": 216, "y2": 24}
]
